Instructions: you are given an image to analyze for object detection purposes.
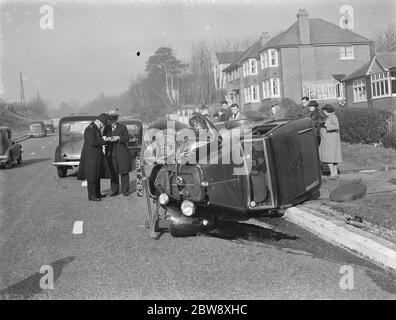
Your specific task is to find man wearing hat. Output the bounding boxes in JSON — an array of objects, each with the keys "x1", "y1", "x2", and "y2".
[
  {"x1": 306, "y1": 100, "x2": 325, "y2": 145},
  {"x1": 104, "y1": 113, "x2": 132, "y2": 197},
  {"x1": 78, "y1": 113, "x2": 109, "y2": 201}
]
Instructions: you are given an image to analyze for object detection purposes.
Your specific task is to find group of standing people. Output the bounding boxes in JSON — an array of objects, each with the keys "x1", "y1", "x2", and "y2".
[
  {"x1": 301, "y1": 96, "x2": 342, "y2": 179},
  {"x1": 77, "y1": 112, "x2": 133, "y2": 201}
]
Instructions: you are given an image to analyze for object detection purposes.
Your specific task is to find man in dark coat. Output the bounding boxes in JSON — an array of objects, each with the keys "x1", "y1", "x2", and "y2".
[
  {"x1": 77, "y1": 113, "x2": 109, "y2": 201},
  {"x1": 105, "y1": 114, "x2": 132, "y2": 196},
  {"x1": 307, "y1": 100, "x2": 325, "y2": 145}
]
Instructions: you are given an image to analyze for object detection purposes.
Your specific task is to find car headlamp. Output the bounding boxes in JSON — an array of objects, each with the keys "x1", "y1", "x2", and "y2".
[
  {"x1": 181, "y1": 200, "x2": 195, "y2": 216},
  {"x1": 159, "y1": 193, "x2": 169, "y2": 205}
]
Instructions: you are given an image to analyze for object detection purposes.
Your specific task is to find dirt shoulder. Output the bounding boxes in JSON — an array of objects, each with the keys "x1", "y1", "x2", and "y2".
[{"x1": 301, "y1": 171, "x2": 396, "y2": 245}]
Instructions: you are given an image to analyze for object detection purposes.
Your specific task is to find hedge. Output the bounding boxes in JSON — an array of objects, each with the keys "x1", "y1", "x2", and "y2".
[{"x1": 335, "y1": 107, "x2": 392, "y2": 145}]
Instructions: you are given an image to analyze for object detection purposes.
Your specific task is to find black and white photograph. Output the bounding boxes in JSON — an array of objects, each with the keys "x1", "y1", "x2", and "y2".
[{"x1": 0, "y1": 0, "x2": 396, "y2": 304}]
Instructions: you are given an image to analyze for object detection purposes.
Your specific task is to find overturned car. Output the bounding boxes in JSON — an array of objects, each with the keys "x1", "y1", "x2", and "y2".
[{"x1": 142, "y1": 114, "x2": 321, "y2": 237}]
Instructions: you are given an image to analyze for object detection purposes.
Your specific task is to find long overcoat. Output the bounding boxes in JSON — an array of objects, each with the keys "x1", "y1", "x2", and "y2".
[
  {"x1": 108, "y1": 122, "x2": 132, "y2": 175},
  {"x1": 77, "y1": 122, "x2": 108, "y2": 181},
  {"x1": 319, "y1": 113, "x2": 343, "y2": 163}
]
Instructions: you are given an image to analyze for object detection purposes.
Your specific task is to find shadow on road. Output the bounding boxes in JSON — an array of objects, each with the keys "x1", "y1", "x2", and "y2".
[
  {"x1": 0, "y1": 256, "x2": 75, "y2": 300},
  {"x1": 18, "y1": 157, "x2": 52, "y2": 167},
  {"x1": 205, "y1": 220, "x2": 299, "y2": 242},
  {"x1": 101, "y1": 179, "x2": 137, "y2": 195}
]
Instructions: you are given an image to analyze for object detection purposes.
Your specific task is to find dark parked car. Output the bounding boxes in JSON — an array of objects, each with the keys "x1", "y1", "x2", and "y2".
[
  {"x1": 0, "y1": 126, "x2": 22, "y2": 168},
  {"x1": 29, "y1": 121, "x2": 47, "y2": 138},
  {"x1": 143, "y1": 114, "x2": 321, "y2": 237},
  {"x1": 52, "y1": 115, "x2": 96, "y2": 177},
  {"x1": 43, "y1": 119, "x2": 55, "y2": 134}
]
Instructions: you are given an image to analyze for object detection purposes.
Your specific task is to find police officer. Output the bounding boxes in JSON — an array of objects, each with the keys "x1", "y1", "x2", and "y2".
[
  {"x1": 77, "y1": 113, "x2": 109, "y2": 201},
  {"x1": 105, "y1": 114, "x2": 132, "y2": 197}
]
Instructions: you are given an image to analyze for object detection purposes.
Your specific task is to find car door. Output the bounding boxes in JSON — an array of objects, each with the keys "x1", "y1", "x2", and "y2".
[{"x1": 269, "y1": 119, "x2": 321, "y2": 206}]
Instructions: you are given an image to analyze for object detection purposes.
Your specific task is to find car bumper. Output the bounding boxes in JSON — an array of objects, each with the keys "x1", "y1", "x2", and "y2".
[{"x1": 52, "y1": 161, "x2": 80, "y2": 167}]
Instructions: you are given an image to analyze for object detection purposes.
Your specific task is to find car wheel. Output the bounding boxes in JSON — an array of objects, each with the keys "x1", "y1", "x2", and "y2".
[
  {"x1": 17, "y1": 154, "x2": 22, "y2": 164},
  {"x1": 57, "y1": 166, "x2": 67, "y2": 178},
  {"x1": 5, "y1": 161, "x2": 12, "y2": 169}
]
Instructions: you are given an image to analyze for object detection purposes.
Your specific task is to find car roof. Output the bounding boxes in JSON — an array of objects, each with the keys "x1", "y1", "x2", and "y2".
[
  {"x1": 59, "y1": 115, "x2": 96, "y2": 123},
  {"x1": 0, "y1": 126, "x2": 10, "y2": 130},
  {"x1": 29, "y1": 121, "x2": 45, "y2": 124}
]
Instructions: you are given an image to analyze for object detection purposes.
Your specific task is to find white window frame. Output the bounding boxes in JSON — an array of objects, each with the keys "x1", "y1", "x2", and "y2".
[
  {"x1": 390, "y1": 71, "x2": 396, "y2": 95},
  {"x1": 270, "y1": 78, "x2": 280, "y2": 97},
  {"x1": 251, "y1": 85, "x2": 260, "y2": 102},
  {"x1": 340, "y1": 45, "x2": 354, "y2": 60},
  {"x1": 249, "y1": 59, "x2": 258, "y2": 75},
  {"x1": 352, "y1": 78, "x2": 367, "y2": 102},
  {"x1": 269, "y1": 49, "x2": 278, "y2": 67},
  {"x1": 371, "y1": 72, "x2": 390, "y2": 99}
]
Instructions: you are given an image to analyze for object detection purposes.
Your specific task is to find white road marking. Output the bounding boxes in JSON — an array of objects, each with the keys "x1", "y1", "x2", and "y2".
[
  {"x1": 31, "y1": 152, "x2": 35, "y2": 155},
  {"x1": 72, "y1": 221, "x2": 83, "y2": 234},
  {"x1": 81, "y1": 180, "x2": 87, "y2": 187},
  {"x1": 49, "y1": 141, "x2": 52, "y2": 144},
  {"x1": 41, "y1": 146, "x2": 45, "y2": 149}
]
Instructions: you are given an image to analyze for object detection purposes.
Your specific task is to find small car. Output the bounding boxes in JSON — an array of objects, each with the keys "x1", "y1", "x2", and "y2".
[
  {"x1": 43, "y1": 119, "x2": 55, "y2": 134},
  {"x1": 52, "y1": 115, "x2": 96, "y2": 178},
  {"x1": 29, "y1": 121, "x2": 47, "y2": 137},
  {"x1": 143, "y1": 113, "x2": 321, "y2": 237},
  {"x1": 0, "y1": 126, "x2": 23, "y2": 169}
]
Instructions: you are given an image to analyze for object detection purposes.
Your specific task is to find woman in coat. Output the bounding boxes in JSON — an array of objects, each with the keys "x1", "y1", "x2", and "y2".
[
  {"x1": 319, "y1": 104, "x2": 342, "y2": 179},
  {"x1": 77, "y1": 113, "x2": 109, "y2": 201}
]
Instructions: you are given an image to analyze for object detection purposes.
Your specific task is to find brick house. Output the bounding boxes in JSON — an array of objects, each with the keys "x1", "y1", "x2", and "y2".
[
  {"x1": 222, "y1": 9, "x2": 374, "y2": 112},
  {"x1": 341, "y1": 51, "x2": 396, "y2": 112}
]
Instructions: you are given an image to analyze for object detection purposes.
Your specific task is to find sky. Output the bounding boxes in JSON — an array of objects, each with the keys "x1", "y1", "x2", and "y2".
[{"x1": 0, "y1": 0, "x2": 395, "y2": 108}]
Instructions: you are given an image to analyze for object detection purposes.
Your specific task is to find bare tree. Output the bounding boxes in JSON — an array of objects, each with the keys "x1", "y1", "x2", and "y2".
[{"x1": 373, "y1": 24, "x2": 396, "y2": 52}]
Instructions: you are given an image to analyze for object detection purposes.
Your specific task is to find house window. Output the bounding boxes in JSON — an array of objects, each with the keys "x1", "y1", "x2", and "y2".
[
  {"x1": 340, "y1": 45, "x2": 354, "y2": 60},
  {"x1": 260, "y1": 50, "x2": 277, "y2": 69},
  {"x1": 271, "y1": 78, "x2": 280, "y2": 97},
  {"x1": 251, "y1": 85, "x2": 260, "y2": 102},
  {"x1": 250, "y1": 59, "x2": 258, "y2": 75},
  {"x1": 242, "y1": 62, "x2": 248, "y2": 77},
  {"x1": 302, "y1": 80, "x2": 345, "y2": 100},
  {"x1": 371, "y1": 72, "x2": 390, "y2": 98},
  {"x1": 269, "y1": 49, "x2": 278, "y2": 66},
  {"x1": 262, "y1": 81, "x2": 270, "y2": 99},
  {"x1": 391, "y1": 71, "x2": 396, "y2": 95},
  {"x1": 261, "y1": 79, "x2": 279, "y2": 98},
  {"x1": 244, "y1": 87, "x2": 251, "y2": 103},
  {"x1": 353, "y1": 79, "x2": 367, "y2": 102}
]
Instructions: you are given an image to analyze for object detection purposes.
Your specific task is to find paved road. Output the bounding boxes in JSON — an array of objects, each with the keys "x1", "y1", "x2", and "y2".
[{"x1": 0, "y1": 134, "x2": 396, "y2": 300}]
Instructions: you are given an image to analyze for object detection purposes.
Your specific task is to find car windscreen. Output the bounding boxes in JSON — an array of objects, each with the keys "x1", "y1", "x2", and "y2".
[{"x1": 61, "y1": 121, "x2": 91, "y2": 135}]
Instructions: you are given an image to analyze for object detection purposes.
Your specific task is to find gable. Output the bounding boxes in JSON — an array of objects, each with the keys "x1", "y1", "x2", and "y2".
[{"x1": 367, "y1": 57, "x2": 387, "y2": 75}]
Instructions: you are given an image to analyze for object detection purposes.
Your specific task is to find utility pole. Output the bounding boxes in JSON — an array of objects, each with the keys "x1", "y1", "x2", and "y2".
[{"x1": 20, "y1": 71, "x2": 26, "y2": 111}]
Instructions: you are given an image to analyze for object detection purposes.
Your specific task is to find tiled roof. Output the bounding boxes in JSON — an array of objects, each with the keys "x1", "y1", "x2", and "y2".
[
  {"x1": 341, "y1": 61, "x2": 372, "y2": 81},
  {"x1": 342, "y1": 52, "x2": 396, "y2": 82},
  {"x1": 215, "y1": 51, "x2": 243, "y2": 64},
  {"x1": 222, "y1": 15, "x2": 373, "y2": 73},
  {"x1": 377, "y1": 51, "x2": 396, "y2": 69}
]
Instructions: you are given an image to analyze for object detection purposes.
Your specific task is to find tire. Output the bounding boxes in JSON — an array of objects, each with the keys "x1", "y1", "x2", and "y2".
[
  {"x1": 17, "y1": 153, "x2": 22, "y2": 164},
  {"x1": 57, "y1": 166, "x2": 67, "y2": 178},
  {"x1": 5, "y1": 161, "x2": 11, "y2": 169}
]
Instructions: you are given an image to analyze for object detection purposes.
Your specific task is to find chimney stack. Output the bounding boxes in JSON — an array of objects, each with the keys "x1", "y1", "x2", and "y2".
[
  {"x1": 297, "y1": 9, "x2": 310, "y2": 45},
  {"x1": 260, "y1": 32, "x2": 270, "y2": 46}
]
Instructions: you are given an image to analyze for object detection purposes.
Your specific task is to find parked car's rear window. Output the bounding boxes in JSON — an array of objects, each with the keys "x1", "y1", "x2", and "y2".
[{"x1": 61, "y1": 121, "x2": 91, "y2": 134}]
